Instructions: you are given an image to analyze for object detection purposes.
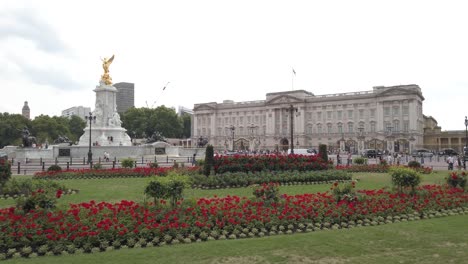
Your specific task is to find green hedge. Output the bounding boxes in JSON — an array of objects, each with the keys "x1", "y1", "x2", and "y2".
[{"x1": 191, "y1": 170, "x2": 351, "y2": 188}]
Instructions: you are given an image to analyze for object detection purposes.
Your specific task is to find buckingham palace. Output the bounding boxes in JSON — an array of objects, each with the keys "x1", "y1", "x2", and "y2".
[{"x1": 192, "y1": 84, "x2": 425, "y2": 154}]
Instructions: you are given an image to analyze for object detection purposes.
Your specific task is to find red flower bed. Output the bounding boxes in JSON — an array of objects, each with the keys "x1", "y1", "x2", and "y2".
[
  {"x1": 336, "y1": 164, "x2": 390, "y2": 173},
  {"x1": 214, "y1": 154, "x2": 330, "y2": 174},
  {"x1": 33, "y1": 167, "x2": 173, "y2": 179},
  {"x1": 0, "y1": 185, "x2": 466, "y2": 254}
]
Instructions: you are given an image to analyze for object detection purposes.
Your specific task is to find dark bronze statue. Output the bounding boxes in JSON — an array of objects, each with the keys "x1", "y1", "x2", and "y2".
[
  {"x1": 53, "y1": 135, "x2": 72, "y2": 145},
  {"x1": 20, "y1": 127, "x2": 36, "y2": 148},
  {"x1": 197, "y1": 136, "x2": 208, "y2": 148},
  {"x1": 146, "y1": 131, "x2": 167, "y2": 144}
]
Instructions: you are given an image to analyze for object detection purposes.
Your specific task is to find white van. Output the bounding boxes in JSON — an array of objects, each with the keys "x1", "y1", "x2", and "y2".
[{"x1": 287, "y1": 148, "x2": 316, "y2": 155}]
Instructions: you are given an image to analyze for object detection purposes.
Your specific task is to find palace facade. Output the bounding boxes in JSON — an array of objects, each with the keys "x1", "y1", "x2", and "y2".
[{"x1": 193, "y1": 84, "x2": 425, "y2": 154}]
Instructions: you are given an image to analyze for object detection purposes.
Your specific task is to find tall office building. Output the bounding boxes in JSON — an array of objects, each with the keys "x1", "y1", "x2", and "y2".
[
  {"x1": 22, "y1": 101, "x2": 30, "y2": 120},
  {"x1": 114, "y1": 82, "x2": 135, "y2": 114}
]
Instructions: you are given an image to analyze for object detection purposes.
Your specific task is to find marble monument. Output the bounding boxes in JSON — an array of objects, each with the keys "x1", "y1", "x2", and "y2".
[{"x1": 78, "y1": 55, "x2": 132, "y2": 146}]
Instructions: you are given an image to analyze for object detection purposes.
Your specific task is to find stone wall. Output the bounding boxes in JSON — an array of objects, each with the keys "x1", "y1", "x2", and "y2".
[{"x1": 3, "y1": 145, "x2": 206, "y2": 159}]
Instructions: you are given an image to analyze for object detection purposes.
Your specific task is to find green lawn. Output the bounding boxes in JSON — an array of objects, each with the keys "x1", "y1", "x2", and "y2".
[
  {"x1": 0, "y1": 171, "x2": 451, "y2": 209},
  {"x1": 4, "y1": 214, "x2": 468, "y2": 264},
  {"x1": 1, "y1": 170, "x2": 465, "y2": 263}
]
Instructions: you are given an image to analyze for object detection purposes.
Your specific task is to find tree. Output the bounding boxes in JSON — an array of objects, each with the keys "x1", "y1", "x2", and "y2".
[
  {"x1": 68, "y1": 115, "x2": 86, "y2": 142},
  {"x1": 319, "y1": 144, "x2": 328, "y2": 163},
  {"x1": 179, "y1": 113, "x2": 192, "y2": 138},
  {"x1": 121, "y1": 107, "x2": 153, "y2": 138},
  {"x1": 150, "y1": 106, "x2": 182, "y2": 138},
  {"x1": 121, "y1": 106, "x2": 184, "y2": 139},
  {"x1": 31, "y1": 115, "x2": 71, "y2": 143},
  {"x1": 0, "y1": 113, "x2": 31, "y2": 148},
  {"x1": 204, "y1": 145, "x2": 214, "y2": 176}
]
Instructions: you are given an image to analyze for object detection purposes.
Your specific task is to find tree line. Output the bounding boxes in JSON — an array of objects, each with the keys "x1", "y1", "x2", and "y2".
[{"x1": 0, "y1": 106, "x2": 191, "y2": 148}]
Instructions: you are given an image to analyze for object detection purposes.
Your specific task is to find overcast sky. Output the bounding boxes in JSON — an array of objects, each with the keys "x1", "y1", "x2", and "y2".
[{"x1": 1, "y1": 0, "x2": 467, "y2": 130}]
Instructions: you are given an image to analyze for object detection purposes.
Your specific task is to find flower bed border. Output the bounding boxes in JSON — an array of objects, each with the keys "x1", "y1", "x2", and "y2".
[
  {"x1": 0, "y1": 207, "x2": 466, "y2": 260},
  {"x1": 0, "y1": 189, "x2": 79, "y2": 200},
  {"x1": 192, "y1": 180, "x2": 355, "y2": 189}
]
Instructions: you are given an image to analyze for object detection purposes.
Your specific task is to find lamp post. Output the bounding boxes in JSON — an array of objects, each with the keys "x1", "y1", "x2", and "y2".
[
  {"x1": 228, "y1": 125, "x2": 235, "y2": 151},
  {"x1": 464, "y1": 116, "x2": 467, "y2": 150},
  {"x1": 357, "y1": 126, "x2": 365, "y2": 153},
  {"x1": 247, "y1": 124, "x2": 258, "y2": 151},
  {"x1": 85, "y1": 112, "x2": 96, "y2": 165},
  {"x1": 286, "y1": 104, "x2": 298, "y2": 154},
  {"x1": 464, "y1": 116, "x2": 468, "y2": 169}
]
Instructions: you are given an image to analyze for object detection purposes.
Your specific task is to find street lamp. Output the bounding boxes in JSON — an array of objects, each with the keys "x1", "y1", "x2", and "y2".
[
  {"x1": 286, "y1": 104, "x2": 298, "y2": 154},
  {"x1": 228, "y1": 125, "x2": 235, "y2": 151},
  {"x1": 85, "y1": 112, "x2": 96, "y2": 166},
  {"x1": 464, "y1": 116, "x2": 467, "y2": 150},
  {"x1": 464, "y1": 116, "x2": 467, "y2": 169},
  {"x1": 247, "y1": 124, "x2": 258, "y2": 151},
  {"x1": 357, "y1": 126, "x2": 365, "y2": 153}
]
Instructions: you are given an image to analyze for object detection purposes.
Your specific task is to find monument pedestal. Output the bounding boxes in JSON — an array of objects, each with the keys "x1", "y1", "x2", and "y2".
[{"x1": 78, "y1": 82, "x2": 132, "y2": 146}]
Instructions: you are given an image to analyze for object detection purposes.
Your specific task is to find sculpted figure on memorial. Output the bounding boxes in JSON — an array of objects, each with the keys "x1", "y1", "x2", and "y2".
[{"x1": 100, "y1": 55, "x2": 114, "y2": 85}]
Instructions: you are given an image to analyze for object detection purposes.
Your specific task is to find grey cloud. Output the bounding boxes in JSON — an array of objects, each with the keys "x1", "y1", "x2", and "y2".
[
  {"x1": 5, "y1": 54, "x2": 83, "y2": 90},
  {"x1": 0, "y1": 8, "x2": 67, "y2": 53}
]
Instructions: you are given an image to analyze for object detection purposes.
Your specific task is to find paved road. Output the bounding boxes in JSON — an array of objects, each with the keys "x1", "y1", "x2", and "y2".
[{"x1": 331, "y1": 154, "x2": 464, "y2": 171}]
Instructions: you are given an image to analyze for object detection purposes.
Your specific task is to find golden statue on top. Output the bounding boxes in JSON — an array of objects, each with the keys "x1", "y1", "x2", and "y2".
[{"x1": 100, "y1": 55, "x2": 115, "y2": 85}]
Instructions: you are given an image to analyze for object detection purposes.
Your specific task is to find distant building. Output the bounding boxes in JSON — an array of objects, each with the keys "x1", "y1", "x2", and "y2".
[
  {"x1": 114, "y1": 82, "x2": 135, "y2": 114},
  {"x1": 178, "y1": 106, "x2": 194, "y2": 116},
  {"x1": 61, "y1": 106, "x2": 91, "y2": 120},
  {"x1": 423, "y1": 115, "x2": 467, "y2": 153},
  {"x1": 22, "y1": 101, "x2": 30, "y2": 120}
]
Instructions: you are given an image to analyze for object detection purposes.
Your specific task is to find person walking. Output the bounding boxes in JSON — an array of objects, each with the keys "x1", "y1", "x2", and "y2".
[
  {"x1": 347, "y1": 152, "x2": 352, "y2": 166},
  {"x1": 447, "y1": 155, "x2": 454, "y2": 170},
  {"x1": 192, "y1": 153, "x2": 197, "y2": 166}
]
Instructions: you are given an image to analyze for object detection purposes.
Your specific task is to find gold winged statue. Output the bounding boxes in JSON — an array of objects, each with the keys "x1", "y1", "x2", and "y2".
[{"x1": 100, "y1": 55, "x2": 115, "y2": 85}]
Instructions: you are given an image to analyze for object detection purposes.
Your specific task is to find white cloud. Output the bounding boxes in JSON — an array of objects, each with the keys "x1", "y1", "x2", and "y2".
[{"x1": 1, "y1": 0, "x2": 467, "y2": 130}]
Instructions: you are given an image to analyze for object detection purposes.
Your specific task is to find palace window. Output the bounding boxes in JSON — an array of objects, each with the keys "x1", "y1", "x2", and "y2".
[
  {"x1": 348, "y1": 123, "x2": 354, "y2": 133},
  {"x1": 403, "y1": 106, "x2": 409, "y2": 115},
  {"x1": 403, "y1": 121, "x2": 409, "y2": 132},
  {"x1": 337, "y1": 110, "x2": 342, "y2": 119},
  {"x1": 348, "y1": 110, "x2": 353, "y2": 119},
  {"x1": 327, "y1": 123, "x2": 332, "y2": 133},
  {"x1": 393, "y1": 120, "x2": 400, "y2": 132},
  {"x1": 370, "y1": 109, "x2": 376, "y2": 118},
  {"x1": 370, "y1": 122, "x2": 376, "y2": 132},
  {"x1": 384, "y1": 107, "x2": 390, "y2": 116}
]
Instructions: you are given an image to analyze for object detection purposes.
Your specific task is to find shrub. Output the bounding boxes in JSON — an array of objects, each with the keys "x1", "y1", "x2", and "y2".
[
  {"x1": 1, "y1": 179, "x2": 68, "y2": 197},
  {"x1": 319, "y1": 144, "x2": 328, "y2": 163},
  {"x1": 16, "y1": 188, "x2": 60, "y2": 212},
  {"x1": 390, "y1": 167, "x2": 421, "y2": 194},
  {"x1": 191, "y1": 170, "x2": 351, "y2": 188},
  {"x1": 447, "y1": 172, "x2": 467, "y2": 189},
  {"x1": 121, "y1": 158, "x2": 135, "y2": 168},
  {"x1": 0, "y1": 159, "x2": 11, "y2": 187},
  {"x1": 408, "y1": 160, "x2": 421, "y2": 168},
  {"x1": 330, "y1": 181, "x2": 357, "y2": 202},
  {"x1": 47, "y1": 165, "x2": 62, "y2": 172},
  {"x1": 353, "y1": 157, "x2": 367, "y2": 165},
  {"x1": 145, "y1": 174, "x2": 191, "y2": 207},
  {"x1": 204, "y1": 145, "x2": 214, "y2": 176},
  {"x1": 148, "y1": 162, "x2": 158, "y2": 168},
  {"x1": 93, "y1": 163, "x2": 103, "y2": 170},
  {"x1": 173, "y1": 160, "x2": 179, "y2": 169},
  {"x1": 252, "y1": 182, "x2": 280, "y2": 204}
]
